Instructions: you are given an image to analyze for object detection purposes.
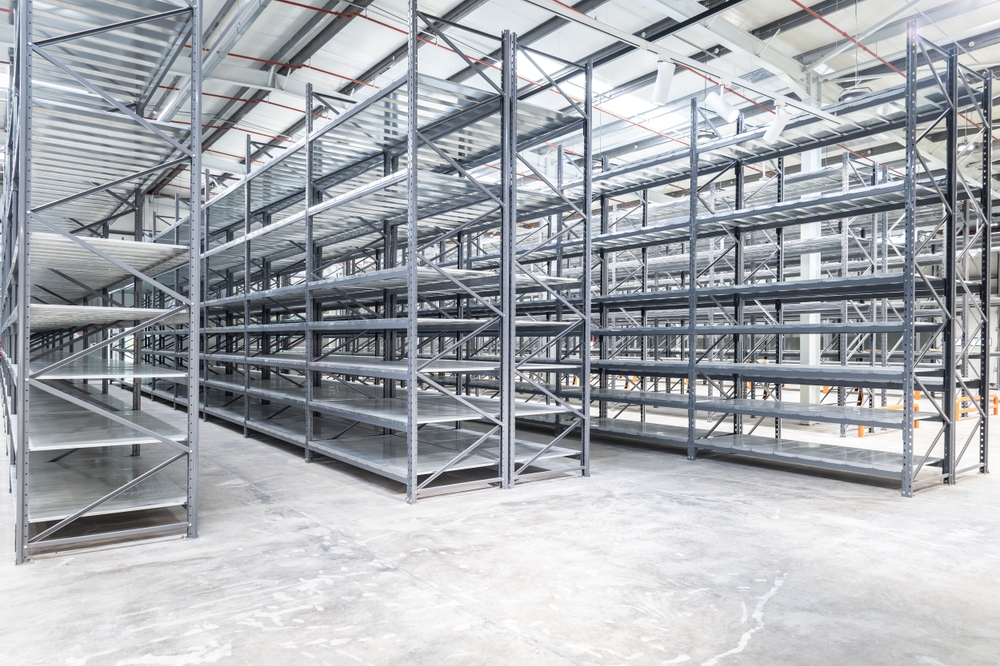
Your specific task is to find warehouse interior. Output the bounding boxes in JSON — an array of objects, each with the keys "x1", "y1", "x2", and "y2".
[{"x1": 2, "y1": 0, "x2": 1000, "y2": 663}]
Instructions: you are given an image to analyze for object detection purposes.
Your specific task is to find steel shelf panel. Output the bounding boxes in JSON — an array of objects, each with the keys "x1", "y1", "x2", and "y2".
[
  {"x1": 695, "y1": 434, "x2": 923, "y2": 478},
  {"x1": 202, "y1": 351, "x2": 570, "y2": 380},
  {"x1": 197, "y1": 371, "x2": 573, "y2": 427},
  {"x1": 578, "y1": 75, "x2": 956, "y2": 199},
  {"x1": 592, "y1": 358, "x2": 908, "y2": 389},
  {"x1": 593, "y1": 274, "x2": 960, "y2": 311},
  {"x1": 590, "y1": 389, "x2": 690, "y2": 409},
  {"x1": 697, "y1": 398, "x2": 937, "y2": 429},
  {"x1": 26, "y1": 406, "x2": 184, "y2": 453},
  {"x1": 28, "y1": 304, "x2": 188, "y2": 333},
  {"x1": 26, "y1": 355, "x2": 187, "y2": 380},
  {"x1": 26, "y1": 0, "x2": 194, "y2": 229},
  {"x1": 204, "y1": 267, "x2": 576, "y2": 308},
  {"x1": 201, "y1": 73, "x2": 582, "y2": 242},
  {"x1": 596, "y1": 322, "x2": 935, "y2": 336},
  {"x1": 309, "y1": 426, "x2": 578, "y2": 485},
  {"x1": 24, "y1": 385, "x2": 185, "y2": 451},
  {"x1": 26, "y1": 448, "x2": 187, "y2": 524},
  {"x1": 204, "y1": 318, "x2": 575, "y2": 336},
  {"x1": 588, "y1": 181, "x2": 953, "y2": 255},
  {"x1": 30, "y1": 234, "x2": 188, "y2": 303},
  {"x1": 245, "y1": 411, "x2": 381, "y2": 446},
  {"x1": 309, "y1": 393, "x2": 570, "y2": 430},
  {"x1": 202, "y1": 375, "x2": 382, "y2": 407},
  {"x1": 592, "y1": 418, "x2": 694, "y2": 447}
]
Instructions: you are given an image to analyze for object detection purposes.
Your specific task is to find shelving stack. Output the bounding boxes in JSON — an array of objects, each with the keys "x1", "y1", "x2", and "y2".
[
  {"x1": 578, "y1": 24, "x2": 991, "y2": 495},
  {"x1": 1, "y1": 0, "x2": 203, "y2": 563},
  {"x1": 160, "y1": 2, "x2": 593, "y2": 502}
]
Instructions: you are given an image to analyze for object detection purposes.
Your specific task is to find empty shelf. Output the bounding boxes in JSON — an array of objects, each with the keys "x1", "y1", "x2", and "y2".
[
  {"x1": 311, "y1": 393, "x2": 569, "y2": 429},
  {"x1": 695, "y1": 434, "x2": 923, "y2": 477},
  {"x1": 309, "y1": 425, "x2": 578, "y2": 483},
  {"x1": 698, "y1": 398, "x2": 934, "y2": 428},
  {"x1": 592, "y1": 418, "x2": 693, "y2": 447},
  {"x1": 592, "y1": 359, "x2": 907, "y2": 388},
  {"x1": 591, "y1": 389, "x2": 690, "y2": 409},
  {"x1": 27, "y1": 448, "x2": 187, "y2": 523},
  {"x1": 31, "y1": 233, "x2": 187, "y2": 303},
  {"x1": 29, "y1": 305, "x2": 188, "y2": 333},
  {"x1": 28, "y1": 355, "x2": 186, "y2": 380}
]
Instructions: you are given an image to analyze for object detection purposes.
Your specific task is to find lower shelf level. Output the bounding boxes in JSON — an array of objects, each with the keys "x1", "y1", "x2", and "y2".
[
  {"x1": 26, "y1": 448, "x2": 187, "y2": 523},
  {"x1": 145, "y1": 386, "x2": 580, "y2": 485},
  {"x1": 696, "y1": 433, "x2": 927, "y2": 478}
]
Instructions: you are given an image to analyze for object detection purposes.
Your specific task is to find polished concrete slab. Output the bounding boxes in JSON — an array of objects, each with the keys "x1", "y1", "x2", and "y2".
[{"x1": 2, "y1": 395, "x2": 999, "y2": 665}]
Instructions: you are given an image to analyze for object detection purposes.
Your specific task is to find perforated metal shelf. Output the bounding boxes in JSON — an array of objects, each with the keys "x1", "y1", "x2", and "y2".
[
  {"x1": 27, "y1": 448, "x2": 187, "y2": 524},
  {"x1": 696, "y1": 434, "x2": 924, "y2": 478}
]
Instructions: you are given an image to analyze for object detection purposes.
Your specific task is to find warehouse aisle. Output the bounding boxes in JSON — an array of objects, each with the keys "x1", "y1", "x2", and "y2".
[{"x1": 2, "y1": 393, "x2": 998, "y2": 665}]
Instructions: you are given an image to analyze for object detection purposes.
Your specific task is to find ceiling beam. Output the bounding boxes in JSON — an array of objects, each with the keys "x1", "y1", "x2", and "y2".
[
  {"x1": 752, "y1": 0, "x2": 866, "y2": 42},
  {"x1": 523, "y1": 0, "x2": 837, "y2": 121},
  {"x1": 157, "y1": 0, "x2": 275, "y2": 122},
  {"x1": 244, "y1": 0, "x2": 492, "y2": 165},
  {"x1": 448, "y1": 0, "x2": 612, "y2": 84},
  {"x1": 797, "y1": 0, "x2": 997, "y2": 67},
  {"x1": 201, "y1": 0, "x2": 374, "y2": 153},
  {"x1": 336, "y1": 0, "x2": 492, "y2": 98},
  {"x1": 645, "y1": 0, "x2": 809, "y2": 99}
]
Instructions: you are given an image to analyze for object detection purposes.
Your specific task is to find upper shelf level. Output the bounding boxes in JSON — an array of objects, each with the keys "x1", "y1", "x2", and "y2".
[
  {"x1": 198, "y1": 73, "x2": 585, "y2": 249},
  {"x1": 30, "y1": 233, "x2": 188, "y2": 305}
]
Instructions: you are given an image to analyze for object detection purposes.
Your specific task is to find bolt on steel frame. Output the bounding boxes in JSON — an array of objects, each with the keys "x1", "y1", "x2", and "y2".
[
  {"x1": 579, "y1": 24, "x2": 991, "y2": 495},
  {"x1": 167, "y1": 1, "x2": 592, "y2": 502},
  {"x1": 2, "y1": 0, "x2": 203, "y2": 563}
]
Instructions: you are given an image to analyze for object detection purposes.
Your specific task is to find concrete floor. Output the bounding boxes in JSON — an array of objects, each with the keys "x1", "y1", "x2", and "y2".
[{"x1": 3, "y1": 403, "x2": 1000, "y2": 665}]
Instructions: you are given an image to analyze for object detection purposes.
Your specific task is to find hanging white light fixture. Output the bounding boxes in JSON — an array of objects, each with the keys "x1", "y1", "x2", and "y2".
[
  {"x1": 651, "y1": 59, "x2": 675, "y2": 105},
  {"x1": 704, "y1": 84, "x2": 739, "y2": 123},
  {"x1": 763, "y1": 104, "x2": 792, "y2": 144}
]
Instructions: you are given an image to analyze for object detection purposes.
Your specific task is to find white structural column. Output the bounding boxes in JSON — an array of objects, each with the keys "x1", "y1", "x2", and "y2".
[{"x1": 799, "y1": 148, "x2": 822, "y2": 410}]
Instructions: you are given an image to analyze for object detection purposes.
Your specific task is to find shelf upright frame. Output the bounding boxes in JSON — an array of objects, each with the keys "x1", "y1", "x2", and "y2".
[
  {"x1": 186, "y1": 0, "x2": 203, "y2": 539},
  {"x1": 507, "y1": 43, "x2": 593, "y2": 486},
  {"x1": 978, "y1": 73, "x2": 992, "y2": 474},
  {"x1": 686, "y1": 98, "x2": 698, "y2": 461},
  {"x1": 12, "y1": 0, "x2": 32, "y2": 564},
  {"x1": 405, "y1": 0, "x2": 420, "y2": 503},
  {"x1": 3, "y1": 0, "x2": 204, "y2": 562},
  {"x1": 499, "y1": 29, "x2": 516, "y2": 489}
]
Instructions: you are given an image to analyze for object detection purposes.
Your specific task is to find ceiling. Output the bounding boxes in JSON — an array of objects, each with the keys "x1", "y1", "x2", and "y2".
[{"x1": 4, "y1": 0, "x2": 1000, "y2": 225}]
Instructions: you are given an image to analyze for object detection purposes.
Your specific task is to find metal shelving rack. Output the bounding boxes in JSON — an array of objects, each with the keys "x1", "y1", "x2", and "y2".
[
  {"x1": 576, "y1": 24, "x2": 992, "y2": 495},
  {"x1": 2, "y1": 0, "x2": 203, "y2": 563},
  {"x1": 148, "y1": 1, "x2": 592, "y2": 502}
]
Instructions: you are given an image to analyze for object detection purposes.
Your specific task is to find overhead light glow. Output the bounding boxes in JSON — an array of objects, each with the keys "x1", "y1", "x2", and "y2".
[
  {"x1": 650, "y1": 60, "x2": 674, "y2": 105},
  {"x1": 705, "y1": 88, "x2": 739, "y2": 123},
  {"x1": 763, "y1": 105, "x2": 791, "y2": 144},
  {"x1": 839, "y1": 86, "x2": 872, "y2": 104}
]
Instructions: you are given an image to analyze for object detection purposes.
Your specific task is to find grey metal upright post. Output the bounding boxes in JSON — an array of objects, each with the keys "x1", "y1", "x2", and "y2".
[
  {"x1": 581, "y1": 58, "x2": 594, "y2": 477},
  {"x1": 901, "y1": 22, "x2": 918, "y2": 497},
  {"x1": 979, "y1": 73, "x2": 992, "y2": 474},
  {"x1": 640, "y1": 188, "x2": 649, "y2": 424},
  {"x1": 14, "y1": 0, "x2": 32, "y2": 565},
  {"x1": 839, "y1": 153, "x2": 849, "y2": 437},
  {"x1": 243, "y1": 134, "x2": 252, "y2": 436},
  {"x1": 304, "y1": 83, "x2": 316, "y2": 464},
  {"x1": 405, "y1": 0, "x2": 419, "y2": 503},
  {"x1": 133, "y1": 187, "x2": 143, "y2": 415},
  {"x1": 942, "y1": 46, "x2": 959, "y2": 483},
  {"x1": 186, "y1": 0, "x2": 203, "y2": 536},
  {"x1": 599, "y1": 195, "x2": 609, "y2": 421},
  {"x1": 774, "y1": 157, "x2": 784, "y2": 440},
  {"x1": 733, "y1": 115, "x2": 744, "y2": 436},
  {"x1": 686, "y1": 98, "x2": 698, "y2": 461},
  {"x1": 499, "y1": 30, "x2": 517, "y2": 489}
]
